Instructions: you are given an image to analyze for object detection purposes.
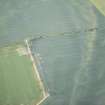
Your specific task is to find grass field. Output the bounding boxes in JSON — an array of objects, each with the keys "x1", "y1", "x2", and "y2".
[
  {"x1": 90, "y1": 0, "x2": 105, "y2": 16},
  {"x1": 0, "y1": 44, "x2": 42, "y2": 105}
]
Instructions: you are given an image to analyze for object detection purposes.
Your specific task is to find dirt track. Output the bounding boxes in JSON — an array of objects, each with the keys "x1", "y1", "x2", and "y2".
[{"x1": 25, "y1": 39, "x2": 49, "y2": 105}]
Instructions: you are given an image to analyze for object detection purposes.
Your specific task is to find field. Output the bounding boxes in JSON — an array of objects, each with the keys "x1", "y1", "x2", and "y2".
[
  {"x1": 90, "y1": 0, "x2": 105, "y2": 16},
  {"x1": 0, "y1": 44, "x2": 42, "y2": 105}
]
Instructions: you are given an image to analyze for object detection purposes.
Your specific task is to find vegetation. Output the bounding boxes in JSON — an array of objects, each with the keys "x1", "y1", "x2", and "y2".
[
  {"x1": 0, "y1": 45, "x2": 42, "y2": 105},
  {"x1": 90, "y1": 0, "x2": 105, "y2": 16}
]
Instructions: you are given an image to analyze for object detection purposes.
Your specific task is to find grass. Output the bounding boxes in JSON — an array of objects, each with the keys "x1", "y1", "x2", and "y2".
[
  {"x1": 90, "y1": 0, "x2": 105, "y2": 16},
  {"x1": 0, "y1": 44, "x2": 42, "y2": 105}
]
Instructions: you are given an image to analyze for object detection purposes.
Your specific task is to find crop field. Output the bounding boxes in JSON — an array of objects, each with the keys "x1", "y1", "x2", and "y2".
[
  {"x1": 0, "y1": 44, "x2": 42, "y2": 105},
  {"x1": 90, "y1": 0, "x2": 105, "y2": 16},
  {"x1": 0, "y1": 0, "x2": 105, "y2": 105}
]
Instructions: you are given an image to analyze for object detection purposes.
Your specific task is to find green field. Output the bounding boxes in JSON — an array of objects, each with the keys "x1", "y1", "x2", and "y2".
[
  {"x1": 0, "y1": 45, "x2": 42, "y2": 105},
  {"x1": 90, "y1": 0, "x2": 105, "y2": 16}
]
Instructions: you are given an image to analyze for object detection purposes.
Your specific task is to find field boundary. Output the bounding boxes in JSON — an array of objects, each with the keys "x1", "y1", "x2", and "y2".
[{"x1": 25, "y1": 39, "x2": 50, "y2": 105}]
